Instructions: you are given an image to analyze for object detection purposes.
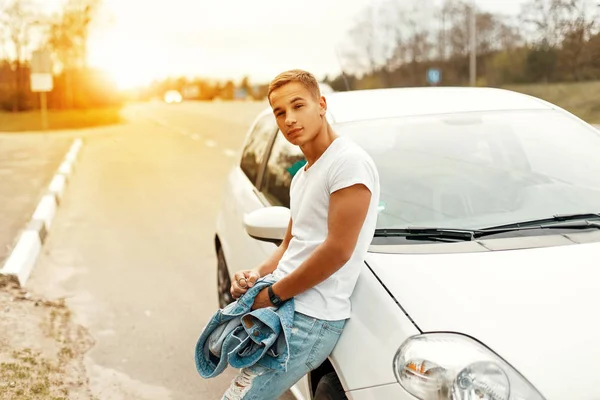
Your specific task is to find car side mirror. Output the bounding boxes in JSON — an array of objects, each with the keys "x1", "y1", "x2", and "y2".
[{"x1": 243, "y1": 206, "x2": 290, "y2": 245}]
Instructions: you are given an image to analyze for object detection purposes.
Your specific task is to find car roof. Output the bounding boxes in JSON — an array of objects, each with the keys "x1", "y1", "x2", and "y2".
[{"x1": 322, "y1": 87, "x2": 556, "y2": 124}]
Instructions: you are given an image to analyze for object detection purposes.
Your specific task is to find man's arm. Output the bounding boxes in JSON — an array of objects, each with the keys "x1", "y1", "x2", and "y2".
[{"x1": 269, "y1": 183, "x2": 372, "y2": 301}]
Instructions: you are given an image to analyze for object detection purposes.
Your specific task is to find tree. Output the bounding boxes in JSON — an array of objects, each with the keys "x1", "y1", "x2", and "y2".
[
  {"x1": 556, "y1": 0, "x2": 599, "y2": 80},
  {"x1": 46, "y1": 0, "x2": 100, "y2": 108},
  {"x1": 443, "y1": 0, "x2": 471, "y2": 57},
  {"x1": 519, "y1": 0, "x2": 592, "y2": 46},
  {"x1": 342, "y1": 0, "x2": 437, "y2": 86},
  {"x1": 582, "y1": 32, "x2": 600, "y2": 78},
  {"x1": 221, "y1": 80, "x2": 234, "y2": 100},
  {"x1": 525, "y1": 41, "x2": 558, "y2": 82},
  {"x1": 485, "y1": 48, "x2": 528, "y2": 85},
  {"x1": 328, "y1": 0, "x2": 600, "y2": 89},
  {"x1": 239, "y1": 75, "x2": 254, "y2": 98},
  {"x1": 496, "y1": 17, "x2": 523, "y2": 50},
  {"x1": 520, "y1": 0, "x2": 598, "y2": 81},
  {"x1": 0, "y1": 0, "x2": 39, "y2": 111},
  {"x1": 342, "y1": 3, "x2": 398, "y2": 77}
]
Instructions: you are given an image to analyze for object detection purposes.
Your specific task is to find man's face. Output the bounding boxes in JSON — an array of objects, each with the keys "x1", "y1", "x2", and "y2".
[{"x1": 269, "y1": 82, "x2": 326, "y2": 147}]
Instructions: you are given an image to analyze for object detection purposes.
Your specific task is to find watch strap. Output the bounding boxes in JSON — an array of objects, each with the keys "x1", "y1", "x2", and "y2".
[{"x1": 268, "y1": 285, "x2": 283, "y2": 306}]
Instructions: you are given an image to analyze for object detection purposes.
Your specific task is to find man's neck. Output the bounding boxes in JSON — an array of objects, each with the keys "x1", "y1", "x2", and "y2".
[{"x1": 301, "y1": 124, "x2": 338, "y2": 169}]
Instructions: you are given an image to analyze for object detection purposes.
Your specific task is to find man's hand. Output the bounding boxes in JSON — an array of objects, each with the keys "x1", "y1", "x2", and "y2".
[
  {"x1": 251, "y1": 288, "x2": 273, "y2": 310},
  {"x1": 230, "y1": 269, "x2": 260, "y2": 299}
]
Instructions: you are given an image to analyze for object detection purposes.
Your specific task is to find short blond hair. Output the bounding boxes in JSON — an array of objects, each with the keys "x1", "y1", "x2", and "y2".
[{"x1": 268, "y1": 69, "x2": 321, "y2": 102}]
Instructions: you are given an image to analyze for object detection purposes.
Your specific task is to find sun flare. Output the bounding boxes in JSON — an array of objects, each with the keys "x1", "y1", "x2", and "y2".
[{"x1": 87, "y1": 28, "x2": 172, "y2": 90}]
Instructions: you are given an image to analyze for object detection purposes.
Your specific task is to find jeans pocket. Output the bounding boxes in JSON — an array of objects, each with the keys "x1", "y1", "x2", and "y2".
[
  {"x1": 305, "y1": 320, "x2": 346, "y2": 370},
  {"x1": 322, "y1": 319, "x2": 346, "y2": 335}
]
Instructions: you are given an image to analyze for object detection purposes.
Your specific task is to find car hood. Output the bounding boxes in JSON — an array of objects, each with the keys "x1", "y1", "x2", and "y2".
[{"x1": 366, "y1": 240, "x2": 600, "y2": 400}]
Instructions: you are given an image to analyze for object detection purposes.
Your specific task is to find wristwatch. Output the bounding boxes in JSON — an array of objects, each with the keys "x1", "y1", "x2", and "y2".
[{"x1": 268, "y1": 285, "x2": 284, "y2": 307}]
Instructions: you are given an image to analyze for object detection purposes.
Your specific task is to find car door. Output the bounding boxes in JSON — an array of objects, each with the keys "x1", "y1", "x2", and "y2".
[
  {"x1": 217, "y1": 109, "x2": 280, "y2": 277},
  {"x1": 258, "y1": 129, "x2": 306, "y2": 209}
]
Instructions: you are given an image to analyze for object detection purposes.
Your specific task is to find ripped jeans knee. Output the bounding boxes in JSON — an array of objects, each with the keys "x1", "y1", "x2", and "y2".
[
  {"x1": 220, "y1": 312, "x2": 346, "y2": 400},
  {"x1": 222, "y1": 367, "x2": 264, "y2": 400}
]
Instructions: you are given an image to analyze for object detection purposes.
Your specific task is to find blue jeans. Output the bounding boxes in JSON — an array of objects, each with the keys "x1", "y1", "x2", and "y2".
[{"x1": 222, "y1": 312, "x2": 346, "y2": 400}]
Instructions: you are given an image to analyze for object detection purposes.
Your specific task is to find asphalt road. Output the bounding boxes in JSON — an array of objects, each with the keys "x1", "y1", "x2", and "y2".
[{"x1": 26, "y1": 100, "x2": 294, "y2": 400}]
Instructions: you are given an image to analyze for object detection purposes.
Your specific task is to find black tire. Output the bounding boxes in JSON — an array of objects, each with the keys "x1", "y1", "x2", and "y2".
[
  {"x1": 313, "y1": 373, "x2": 347, "y2": 400},
  {"x1": 217, "y1": 247, "x2": 234, "y2": 309}
]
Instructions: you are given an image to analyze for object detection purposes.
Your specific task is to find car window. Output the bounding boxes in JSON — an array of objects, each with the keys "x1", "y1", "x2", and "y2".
[
  {"x1": 260, "y1": 132, "x2": 305, "y2": 207},
  {"x1": 336, "y1": 110, "x2": 600, "y2": 230},
  {"x1": 240, "y1": 113, "x2": 279, "y2": 185}
]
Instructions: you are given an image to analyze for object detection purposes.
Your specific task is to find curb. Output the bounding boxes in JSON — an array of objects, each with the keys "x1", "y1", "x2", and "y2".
[{"x1": 0, "y1": 138, "x2": 83, "y2": 286}]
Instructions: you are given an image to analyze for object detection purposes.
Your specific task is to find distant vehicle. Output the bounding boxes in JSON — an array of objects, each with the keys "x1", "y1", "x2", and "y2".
[
  {"x1": 214, "y1": 86, "x2": 600, "y2": 400},
  {"x1": 164, "y1": 90, "x2": 182, "y2": 104}
]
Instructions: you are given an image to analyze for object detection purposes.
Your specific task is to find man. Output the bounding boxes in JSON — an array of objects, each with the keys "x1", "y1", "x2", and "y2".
[{"x1": 222, "y1": 69, "x2": 380, "y2": 400}]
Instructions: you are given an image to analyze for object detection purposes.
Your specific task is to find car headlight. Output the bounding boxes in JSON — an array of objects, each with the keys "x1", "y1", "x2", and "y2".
[{"x1": 393, "y1": 333, "x2": 546, "y2": 400}]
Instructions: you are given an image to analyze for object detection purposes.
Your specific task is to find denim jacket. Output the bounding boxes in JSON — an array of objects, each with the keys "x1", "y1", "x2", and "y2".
[{"x1": 194, "y1": 277, "x2": 295, "y2": 379}]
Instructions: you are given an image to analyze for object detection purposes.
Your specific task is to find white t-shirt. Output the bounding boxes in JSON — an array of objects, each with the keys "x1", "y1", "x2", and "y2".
[{"x1": 271, "y1": 136, "x2": 380, "y2": 321}]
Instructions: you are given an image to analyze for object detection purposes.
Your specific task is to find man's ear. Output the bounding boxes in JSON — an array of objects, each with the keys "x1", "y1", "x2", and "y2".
[{"x1": 319, "y1": 96, "x2": 327, "y2": 117}]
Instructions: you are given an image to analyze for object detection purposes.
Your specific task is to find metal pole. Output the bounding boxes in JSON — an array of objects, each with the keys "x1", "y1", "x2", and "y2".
[
  {"x1": 40, "y1": 91, "x2": 48, "y2": 130},
  {"x1": 469, "y1": 2, "x2": 477, "y2": 86}
]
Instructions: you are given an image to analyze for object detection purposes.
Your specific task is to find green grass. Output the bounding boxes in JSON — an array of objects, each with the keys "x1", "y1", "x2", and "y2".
[
  {"x1": 0, "y1": 349, "x2": 57, "y2": 399},
  {"x1": 502, "y1": 81, "x2": 600, "y2": 124},
  {"x1": 0, "y1": 107, "x2": 123, "y2": 132}
]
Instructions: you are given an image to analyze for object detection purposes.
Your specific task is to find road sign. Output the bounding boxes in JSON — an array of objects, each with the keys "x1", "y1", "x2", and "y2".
[
  {"x1": 30, "y1": 74, "x2": 53, "y2": 92},
  {"x1": 235, "y1": 88, "x2": 247, "y2": 100},
  {"x1": 30, "y1": 50, "x2": 53, "y2": 92},
  {"x1": 427, "y1": 68, "x2": 441, "y2": 86}
]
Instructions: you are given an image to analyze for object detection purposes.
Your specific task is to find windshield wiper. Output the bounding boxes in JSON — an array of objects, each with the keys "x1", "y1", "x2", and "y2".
[
  {"x1": 374, "y1": 227, "x2": 476, "y2": 242},
  {"x1": 474, "y1": 220, "x2": 600, "y2": 238},
  {"x1": 374, "y1": 219, "x2": 600, "y2": 243},
  {"x1": 480, "y1": 213, "x2": 600, "y2": 230}
]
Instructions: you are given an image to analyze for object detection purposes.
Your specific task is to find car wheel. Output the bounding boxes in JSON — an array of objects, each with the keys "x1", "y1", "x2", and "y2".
[
  {"x1": 313, "y1": 372, "x2": 347, "y2": 400},
  {"x1": 217, "y1": 247, "x2": 234, "y2": 309}
]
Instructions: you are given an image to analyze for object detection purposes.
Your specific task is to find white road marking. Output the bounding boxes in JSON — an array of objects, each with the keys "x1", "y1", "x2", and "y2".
[
  {"x1": 191, "y1": 134, "x2": 201, "y2": 141},
  {"x1": 205, "y1": 140, "x2": 217, "y2": 148},
  {"x1": 32, "y1": 195, "x2": 57, "y2": 230},
  {"x1": 0, "y1": 231, "x2": 41, "y2": 284}
]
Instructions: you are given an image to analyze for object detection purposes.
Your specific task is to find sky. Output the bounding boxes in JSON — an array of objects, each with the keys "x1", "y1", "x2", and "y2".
[{"x1": 81, "y1": 0, "x2": 528, "y2": 89}]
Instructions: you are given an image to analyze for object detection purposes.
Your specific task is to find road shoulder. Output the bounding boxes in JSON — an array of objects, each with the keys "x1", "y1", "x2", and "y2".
[{"x1": 0, "y1": 274, "x2": 95, "y2": 399}]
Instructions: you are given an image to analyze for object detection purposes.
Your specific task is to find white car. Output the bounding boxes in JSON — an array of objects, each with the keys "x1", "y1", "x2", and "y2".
[{"x1": 214, "y1": 87, "x2": 600, "y2": 400}]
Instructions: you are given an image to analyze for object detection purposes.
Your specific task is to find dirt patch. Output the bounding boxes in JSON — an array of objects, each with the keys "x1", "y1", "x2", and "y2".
[{"x1": 0, "y1": 275, "x2": 95, "y2": 399}]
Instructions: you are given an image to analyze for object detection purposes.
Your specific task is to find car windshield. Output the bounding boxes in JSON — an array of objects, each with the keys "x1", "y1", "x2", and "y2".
[{"x1": 337, "y1": 109, "x2": 600, "y2": 230}]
